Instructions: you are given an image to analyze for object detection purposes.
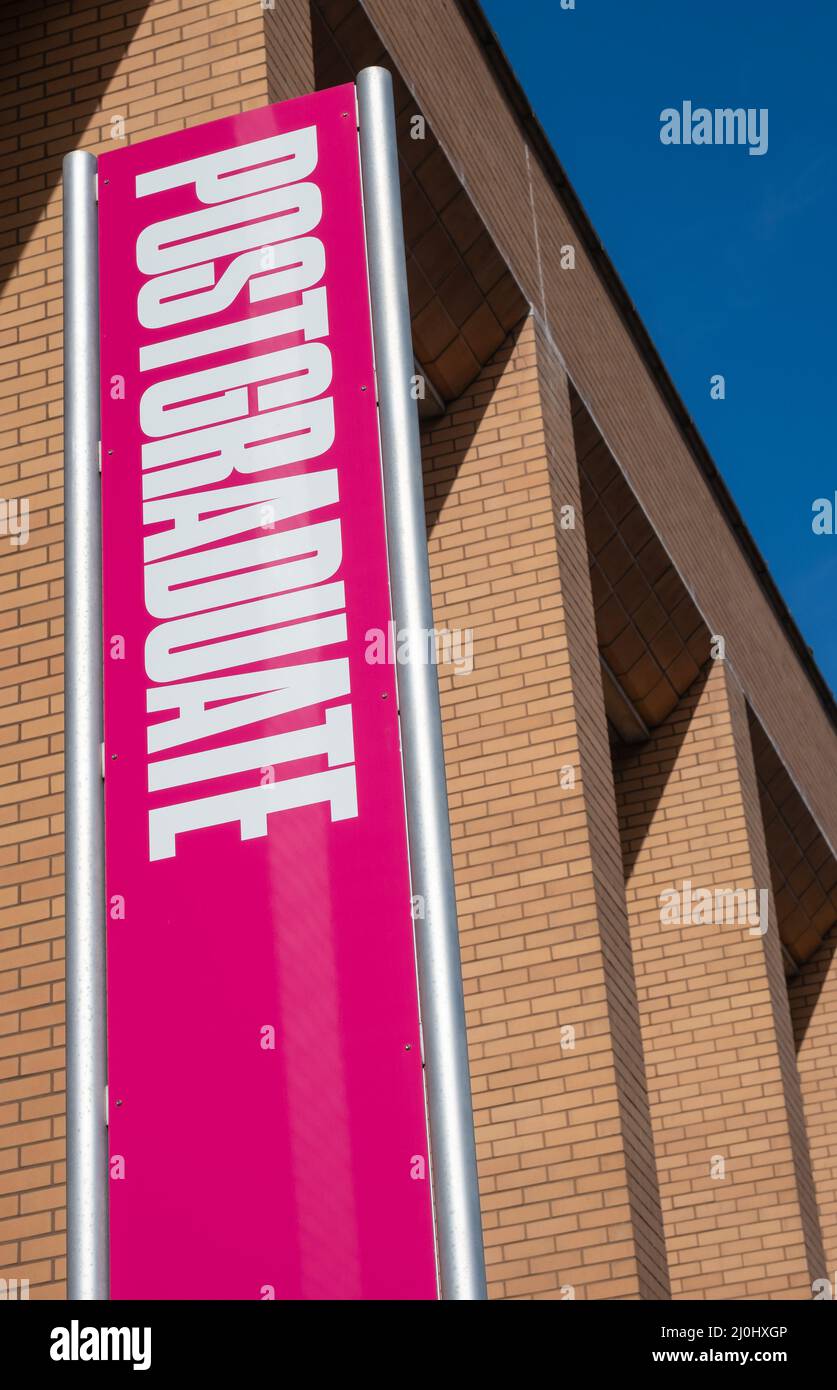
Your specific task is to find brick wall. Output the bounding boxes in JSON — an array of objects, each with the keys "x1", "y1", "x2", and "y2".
[
  {"x1": 422, "y1": 315, "x2": 668, "y2": 1299},
  {"x1": 265, "y1": 0, "x2": 315, "y2": 103},
  {"x1": 790, "y1": 933, "x2": 837, "y2": 1283},
  {"x1": 1, "y1": 0, "x2": 834, "y2": 1306},
  {"x1": 0, "y1": 0, "x2": 314, "y2": 1299},
  {"x1": 614, "y1": 660, "x2": 825, "y2": 1298}
]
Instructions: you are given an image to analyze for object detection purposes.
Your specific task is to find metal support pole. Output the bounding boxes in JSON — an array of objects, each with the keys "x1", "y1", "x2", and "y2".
[
  {"x1": 357, "y1": 67, "x2": 487, "y2": 1301},
  {"x1": 63, "y1": 149, "x2": 108, "y2": 1300}
]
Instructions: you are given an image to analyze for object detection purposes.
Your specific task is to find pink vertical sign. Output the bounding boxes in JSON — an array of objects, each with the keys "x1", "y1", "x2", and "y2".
[{"x1": 98, "y1": 85, "x2": 438, "y2": 1300}]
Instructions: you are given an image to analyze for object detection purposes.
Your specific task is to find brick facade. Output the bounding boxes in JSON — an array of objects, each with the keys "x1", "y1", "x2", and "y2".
[
  {"x1": 614, "y1": 662, "x2": 825, "y2": 1298},
  {"x1": 422, "y1": 317, "x2": 667, "y2": 1299},
  {"x1": 1, "y1": 0, "x2": 835, "y2": 1301},
  {"x1": 790, "y1": 935, "x2": 837, "y2": 1284}
]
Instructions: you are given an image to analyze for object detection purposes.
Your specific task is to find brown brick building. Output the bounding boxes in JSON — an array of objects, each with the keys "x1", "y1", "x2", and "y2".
[{"x1": 1, "y1": 0, "x2": 835, "y2": 1300}]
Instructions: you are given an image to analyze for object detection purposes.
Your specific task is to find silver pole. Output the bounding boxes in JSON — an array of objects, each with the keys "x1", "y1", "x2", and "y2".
[
  {"x1": 63, "y1": 149, "x2": 109, "y2": 1300},
  {"x1": 356, "y1": 67, "x2": 487, "y2": 1301}
]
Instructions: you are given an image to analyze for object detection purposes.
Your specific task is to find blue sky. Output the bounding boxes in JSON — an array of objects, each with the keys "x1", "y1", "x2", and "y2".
[{"x1": 482, "y1": 0, "x2": 837, "y2": 693}]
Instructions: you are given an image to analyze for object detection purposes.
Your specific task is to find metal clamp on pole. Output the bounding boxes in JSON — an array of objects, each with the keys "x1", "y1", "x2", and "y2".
[
  {"x1": 63, "y1": 149, "x2": 109, "y2": 1300},
  {"x1": 356, "y1": 66, "x2": 487, "y2": 1301}
]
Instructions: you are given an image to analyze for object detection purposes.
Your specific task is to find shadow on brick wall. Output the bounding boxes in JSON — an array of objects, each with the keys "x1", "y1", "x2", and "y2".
[
  {"x1": 789, "y1": 925, "x2": 837, "y2": 1052},
  {"x1": 613, "y1": 664, "x2": 711, "y2": 886},
  {"x1": 421, "y1": 322, "x2": 527, "y2": 543},
  {"x1": 1, "y1": 0, "x2": 152, "y2": 304}
]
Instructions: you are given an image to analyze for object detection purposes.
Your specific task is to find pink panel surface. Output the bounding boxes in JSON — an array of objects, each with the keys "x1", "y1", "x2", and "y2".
[{"x1": 98, "y1": 85, "x2": 437, "y2": 1300}]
